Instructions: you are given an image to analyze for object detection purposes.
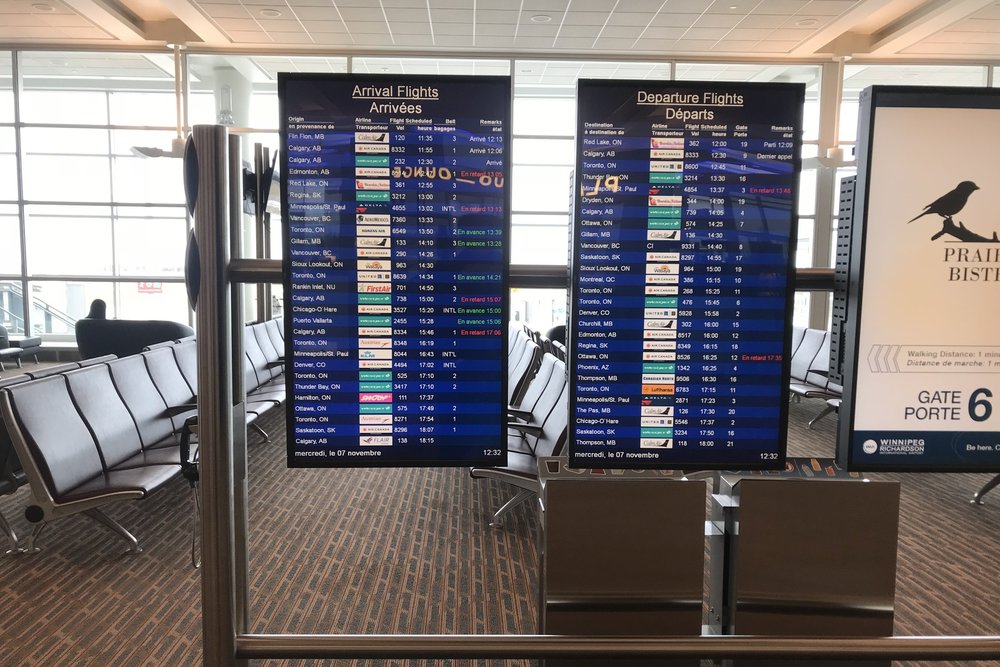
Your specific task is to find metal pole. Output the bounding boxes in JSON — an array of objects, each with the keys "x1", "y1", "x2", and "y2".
[
  {"x1": 253, "y1": 143, "x2": 267, "y2": 323},
  {"x1": 227, "y1": 133, "x2": 251, "y2": 642},
  {"x1": 188, "y1": 124, "x2": 238, "y2": 666},
  {"x1": 235, "y1": 634, "x2": 1000, "y2": 661}
]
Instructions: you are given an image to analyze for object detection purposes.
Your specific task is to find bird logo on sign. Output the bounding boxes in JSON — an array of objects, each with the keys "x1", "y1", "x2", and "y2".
[
  {"x1": 906, "y1": 181, "x2": 998, "y2": 242},
  {"x1": 907, "y1": 181, "x2": 978, "y2": 223}
]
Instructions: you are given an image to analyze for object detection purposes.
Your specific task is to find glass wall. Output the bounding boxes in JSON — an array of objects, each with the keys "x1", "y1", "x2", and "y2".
[
  {"x1": 3, "y1": 50, "x2": 968, "y2": 338},
  {"x1": 8, "y1": 51, "x2": 189, "y2": 337}
]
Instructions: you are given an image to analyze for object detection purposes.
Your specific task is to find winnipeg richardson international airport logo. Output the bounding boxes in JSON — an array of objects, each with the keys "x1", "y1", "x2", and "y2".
[
  {"x1": 861, "y1": 438, "x2": 924, "y2": 456},
  {"x1": 906, "y1": 181, "x2": 1000, "y2": 282}
]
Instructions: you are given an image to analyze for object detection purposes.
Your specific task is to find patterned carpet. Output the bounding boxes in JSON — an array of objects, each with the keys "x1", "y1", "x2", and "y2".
[{"x1": 1, "y1": 398, "x2": 998, "y2": 666}]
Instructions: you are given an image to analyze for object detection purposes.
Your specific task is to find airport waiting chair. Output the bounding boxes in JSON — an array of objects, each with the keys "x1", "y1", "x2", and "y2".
[
  {"x1": 0, "y1": 375, "x2": 30, "y2": 553},
  {"x1": 508, "y1": 352, "x2": 561, "y2": 424},
  {"x1": 508, "y1": 339, "x2": 542, "y2": 407},
  {"x1": 108, "y1": 355, "x2": 187, "y2": 451},
  {"x1": 471, "y1": 357, "x2": 568, "y2": 526},
  {"x1": 0, "y1": 375, "x2": 181, "y2": 553},
  {"x1": 972, "y1": 474, "x2": 1000, "y2": 505}
]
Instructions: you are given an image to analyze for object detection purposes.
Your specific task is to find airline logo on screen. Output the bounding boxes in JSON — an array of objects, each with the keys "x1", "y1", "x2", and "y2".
[{"x1": 354, "y1": 130, "x2": 395, "y2": 446}]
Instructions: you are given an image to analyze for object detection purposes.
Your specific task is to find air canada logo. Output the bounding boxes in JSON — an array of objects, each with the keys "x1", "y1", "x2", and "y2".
[{"x1": 907, "y1": 181, "x2": 1000, "y2": 281}]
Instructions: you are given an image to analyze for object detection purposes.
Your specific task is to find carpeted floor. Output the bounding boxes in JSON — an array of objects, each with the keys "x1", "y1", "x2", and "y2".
[{"x1": 1, "y1": 398, "x2": 999, "y2": 666}]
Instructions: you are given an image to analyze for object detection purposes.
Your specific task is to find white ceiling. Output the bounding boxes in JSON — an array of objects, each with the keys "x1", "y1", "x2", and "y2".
[{"x1": 2, "y1": 0, "x2": 1000, "y2": 60}]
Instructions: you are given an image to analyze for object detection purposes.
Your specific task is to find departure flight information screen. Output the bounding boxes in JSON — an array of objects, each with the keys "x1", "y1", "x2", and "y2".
[
  {"x1": 569, "y1": 80, "x2": 802, "y2": 469},
  {"x1": 280, "y1": 74, "x2": 510, "y2": 467}
]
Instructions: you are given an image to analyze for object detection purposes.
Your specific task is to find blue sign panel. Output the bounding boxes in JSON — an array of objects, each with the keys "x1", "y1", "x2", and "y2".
[
  {"x1": 280, "y1": 74, "x2": 510, "y2": 467},
  {"x1": 569, "y1": 80, "x2": 802, "y2": 469}
]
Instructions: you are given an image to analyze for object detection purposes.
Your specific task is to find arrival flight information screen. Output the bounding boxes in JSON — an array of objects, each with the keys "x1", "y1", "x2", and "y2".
[
  {"x1": 280, "y1": 74, "x2": 510, "y2": 468},
  {"x1": 569, "y1": 80, "x2": 803, "y2": 469}
]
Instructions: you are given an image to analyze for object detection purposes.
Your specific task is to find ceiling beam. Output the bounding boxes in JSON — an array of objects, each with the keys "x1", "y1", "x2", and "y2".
[
  {"x1": 143, "y1": 53, "x2": 177, "y2": 77},
  {"x1": 790, "y1": 0, "x2": 899, "y2": 56},
  {"x1": 157, "y1": 0, "x2": 231, "y2": 45},
  {"x1": 868, "y1": 0, "x2": 995, "y2": 55},
  {"x1": 748, "y1": 65, "x2": 799, "y2": 82},
  {"x1": 61, "y1": 0, "x2": 147, "y2": 43}
]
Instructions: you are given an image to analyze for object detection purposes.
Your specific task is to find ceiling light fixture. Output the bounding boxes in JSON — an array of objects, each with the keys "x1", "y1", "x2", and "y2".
[
  {"x1": 259, "y1": 8, "x2": 282, "y2": 18},
  {"x1": 530, "y1": 14, "x2": 552, "y2": 23},
  {"x1": 795, "y1": 17, "x2": 819, "y2": 27},
  {"x1": 32, "y1": 3, "x2": 55, "y2": 11}
]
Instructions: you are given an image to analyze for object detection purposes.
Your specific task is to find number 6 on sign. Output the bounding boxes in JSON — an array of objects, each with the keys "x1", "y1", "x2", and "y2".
[{"x1": 969, "y1": 388, "x2": 993, "y2": 422}]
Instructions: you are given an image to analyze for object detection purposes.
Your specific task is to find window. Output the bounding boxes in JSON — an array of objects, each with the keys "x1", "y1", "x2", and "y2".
[
  {"x1": 510, "y1": 287, "x2": 566, "y2": 334},
  {"x1": 0, "y1": 127, "x2": 17, "y2": 202},
  {"x1": 187, "y1": 55, "x2": 350, "y2": 129},
  {"x1": 840, "y1": 64, "x2": 988, "y2": 143},
  {"x1": 24, "y1": 205, "x2": 113, "y2": 275},
  {"x1": 0, "y1": 280, "x2": 25, "y2": 334},
  {"x1": 675, "y1": 63, "x2": 822, "y2": 141},
  {"x1": 0, "y1": 52, "x2": 13, "y2": 124},
  {"x1": 0, "y1": 204, "x2": 19, "y2": 275},
  {"x1": 13, "y1": 51, "x2": 190, "y2": 335},
  {"x1": 114, "y1": 206, "x2": 188, "y2": 277},
  {"x1": 28, "y1": 280, "x2": 114, "y2": 336}
]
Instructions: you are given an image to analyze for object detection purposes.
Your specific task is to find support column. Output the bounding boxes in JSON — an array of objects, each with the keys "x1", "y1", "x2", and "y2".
[
  {"x1": 809, "y1": 59, "x2": 846, "y2": 329},
  {"x1": 186, "y1": 124, "x2": 238, "y2": 666}
]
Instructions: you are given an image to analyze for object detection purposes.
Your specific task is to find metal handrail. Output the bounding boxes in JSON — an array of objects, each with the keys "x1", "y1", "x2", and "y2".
[{"x1": 235, "y1": 634, "x2": 1000, "y2": 661}]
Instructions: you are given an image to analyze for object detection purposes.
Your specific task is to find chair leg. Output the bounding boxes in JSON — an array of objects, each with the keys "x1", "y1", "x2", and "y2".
[
  {"x1": 190, "y1": 484, "x2": 201, "y2": 569},
  {"x1": 0, "y1": 510, "x2": 20, "y2": 555},
  {"x1": 808, "y1": 404, "x2": 837, "y2": 429},
  {"x1": 251, "y1": 423, "x2": 269, "y2": 442},
  {"x1": 971, "y1": 473, "x2": 1000, "y2": 505},
  {"x1": 83, "y1": 508, "x2": 142, "y2": 554},
  {"x1": 23, "y1": 521, "x2": 46, "y2": 553},
  {"x1": 491, "y1": 488, "x2": 534, "y2": 528}
]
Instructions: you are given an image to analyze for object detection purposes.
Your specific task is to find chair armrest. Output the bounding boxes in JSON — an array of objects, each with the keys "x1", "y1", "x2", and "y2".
[
  {"x1": 507, "y1": 407, "x2": 531, "y2": 420},
  {"x1": 266, "y1": 360, "x2": 284, "y2": 369},
  {"x1": 507, "y1": 422, "x2": 543, "y2": 437},
  {"x1": 164, "y1": 403, "x2": 197, "y2": 416},
  {"x1": 179, "y1": 415, "x2": 200, "y2": 483}
]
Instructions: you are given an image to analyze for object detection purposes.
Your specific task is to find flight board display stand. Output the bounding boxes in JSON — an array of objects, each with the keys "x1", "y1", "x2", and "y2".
[
  {"x1": 707, "y1": 464, "x2": 900, "y2": 667},
  {"x1": 537, "y1": 457, "x2": 704, "y2": 666}
]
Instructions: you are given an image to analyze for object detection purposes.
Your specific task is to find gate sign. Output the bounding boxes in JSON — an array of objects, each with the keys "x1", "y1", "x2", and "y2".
[{"x1": 839, "y1": 86, "x2": 1000, "y2": 472}]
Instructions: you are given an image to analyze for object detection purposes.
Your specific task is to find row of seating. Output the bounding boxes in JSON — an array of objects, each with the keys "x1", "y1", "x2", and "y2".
[
  {"x1": 483, "y1": 322, "x2": 848, "y2": 525},
  {"x1": 473, "y1": 323, "x2": 569, "y2": 526},
  {"x1": 788, "y1": 326, "x2": 842, "y2": 427},
  {"x1": 510, "y1": 322, "x2": 566, "y2": 362},
  {"x1": 0, "y1": 318, "x2": 285, "y2": 554}
]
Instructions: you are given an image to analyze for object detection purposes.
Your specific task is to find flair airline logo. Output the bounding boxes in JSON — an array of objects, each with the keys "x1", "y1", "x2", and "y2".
[
  {"x1": 650, "y1": 137, "x2": 684, "y2": 149},
  {"x1": 356, "y1": 179, "x2": 389, "y2": 190}
]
